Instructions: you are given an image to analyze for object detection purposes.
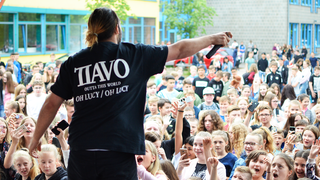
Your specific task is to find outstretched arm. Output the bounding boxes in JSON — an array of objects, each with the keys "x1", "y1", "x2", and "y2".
[
  {"x1": 28, "y1": 93, "x2": 64, "y2": 157},
  {"x1": 167, "y1": 32, "x2": 232, "y2": 62}
]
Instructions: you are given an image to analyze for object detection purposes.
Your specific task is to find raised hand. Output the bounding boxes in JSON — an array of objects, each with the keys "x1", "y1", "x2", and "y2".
[
  {"x1": 158, "y1": 147, "x2": 167, "y2": 160},
  {"x1": 283, "y1": 133, "x2": 296, "y2": 152},
  {"x1": 309, "y1": 139, "x2": 320, "y2": 159},
  {"x1": 203, "y1": 137, "x2": 212, "y2": 150},
  {"x1": 263, "y1": 157, "x2": 271, "y2": 172},
  {"x1": 207, "y1": 157, "x2": 219, "y2": 168},
  {"x1": 178, "y1": 154, "x2": 190, "y2": 168}
]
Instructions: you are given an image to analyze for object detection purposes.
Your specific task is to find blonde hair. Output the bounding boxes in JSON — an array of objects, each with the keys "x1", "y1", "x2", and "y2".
[
  {"x1": 227, "y1": 88, "x2": 238, "y2": 96},
  {"x1": 190, "y1": 66, "x2": 197, "y2": 71},
  {"x1": 145, "y1": 140, "x2": 165, "y2": 176},
  {"x1": 237, "y1": 97, "x2": 249, "y2": 118},
  {"x1": 28, "y1": 73, "x2": 44, "y2": 87},
  {"x1": 196, "y1": 131, "x2": 216, "y2": 157},
  {"x1": 14, "y1": 84, "x2": 27, "y2": 100},
  {"x1": 253, "y1": 127, "x2": 275, "y2": 155},
  {"x1": 234, "y1": 166, "x2": 254, "y2": 180},
  {"x1": 39, "y1": 144, "x2": 61, "y2": 161},
  {"x1": 0, "y1": 118, "x2": 10, "y2": 143},
  {"x1": 144, "y1": 118, "x2": 170, "y2": 140},
  {"x1": 212, "y1": 130, "x2": 231, "y2": 153},
  {"x1": 17, "y1": 117, "x2": 47, "y2": 150},
  {"x1": 288, "y1": 100, "x2": 301, "y2": 111},
  {"x1": 148, "y1": 96, "x2": 160, "y2": 104},
  {"x1": 248, "y1": 64, "x2": 258, "y2": 73},
  {"x1": 13, "y1": 149, "x2": 40, "y2": 179},
  {"x1": 229, "y1": 123, "x2": 248, "y2": 158}
]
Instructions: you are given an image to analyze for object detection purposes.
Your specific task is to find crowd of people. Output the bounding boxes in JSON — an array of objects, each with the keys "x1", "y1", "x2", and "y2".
[
  {"x1": 0, "y1": 52, "x2": 72, "y2": 179},
  {"x1": 0, "y1": 8, "x2": 319, "y2": 180},
  {"x1": 142, "y1": 45, "x2": 320, "y2": 179}
]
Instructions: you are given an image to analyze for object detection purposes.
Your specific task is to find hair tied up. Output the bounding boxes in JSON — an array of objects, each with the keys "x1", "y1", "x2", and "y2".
[{"x1": 93, "y1": 33, "x2": 98, "y2": 37}]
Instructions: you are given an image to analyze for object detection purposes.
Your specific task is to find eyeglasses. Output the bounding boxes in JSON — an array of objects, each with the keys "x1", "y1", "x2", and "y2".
[
  {"x1": 259, "y1": 114, "x2": 270, "y2": 117},
  {"x1": 243, "y1": 142, "x2": 258, "y2": 146},
  {"x1": 184, "y1": 114, "x2": 193, "y2": 117}
]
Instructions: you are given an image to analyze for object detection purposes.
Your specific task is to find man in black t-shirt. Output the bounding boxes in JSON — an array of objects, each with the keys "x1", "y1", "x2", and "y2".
[
  {"x1": 28, "y1": 7, "x2": 232, "y2": 180},
  {"x1": 192, "y1": 65, "x2": 209, "y2": 99},
  {"x1": 208, "y1": 71, "x2": 224, "y2": 103},
  {"x1": 257, "y1": 53, "x2": 268, "y2": 80},
  {"x1": 292, "y1": 50, "x2": 303, "y2": 64}
]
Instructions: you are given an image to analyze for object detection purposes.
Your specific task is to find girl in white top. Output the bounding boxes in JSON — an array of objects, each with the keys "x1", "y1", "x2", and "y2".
[
  {"x1": 136, "y1": 140, "x2": 167, "y2": 180},
  {"x1": 177, "y1": 131, "x2": 226, "y2": 180}
]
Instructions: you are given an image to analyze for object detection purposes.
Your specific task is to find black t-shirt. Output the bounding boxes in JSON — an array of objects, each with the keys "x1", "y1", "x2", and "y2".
[
  {"x1": 309, "y1": 75, "x2": 320, "y2": 92},
  {"x1": 208, "y1": 79, "x2": 224, "y2": 103},
  {"x1": 191, "y1": 163, "x2": 207, "y2": 179},
  {"x1": 51, "y1": 42, "x2": 168, "y2": 154},
  {"x1": 192, "y1": 76, "x2": 209, "y2": 99},
  {"x1": 294, "y1": 55, "x2": 303, "y2": 63},
  {"x1": 257, "y1": 58, "x2": 268, "y2": 72}
]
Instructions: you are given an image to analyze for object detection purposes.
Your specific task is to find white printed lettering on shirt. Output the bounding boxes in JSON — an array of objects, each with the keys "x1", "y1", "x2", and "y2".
[{"x1": 195, "y1": 81, "x2": 208, "y2": 87}]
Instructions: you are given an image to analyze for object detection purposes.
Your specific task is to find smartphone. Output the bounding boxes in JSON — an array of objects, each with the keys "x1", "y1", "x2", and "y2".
[
  {"x1": 178, "y1": 98, "x2": 186, "y2": 106},
  {"x1": 248, "y1": 101, "x2": 259, "y2": 112},
  {"x1": 289, "y1": 126, "x2": 295, "y2": 134},
  {"x1": 180, "y1": 148, "x2": 187, "y2": 159},
  {"x1": 15, "y1": 124, "x2": 27, "y2": 133},
  {"x1": 295, "y1": 132, "x2": 302, "y2": 142},
  {"x1": 51, "y1": 120, "x2": 69, "y2": 135}
]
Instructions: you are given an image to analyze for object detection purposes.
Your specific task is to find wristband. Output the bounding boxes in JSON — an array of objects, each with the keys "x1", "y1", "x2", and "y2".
[{"x1": 178, "y1": 110, "x2": 184, "y2": 112}]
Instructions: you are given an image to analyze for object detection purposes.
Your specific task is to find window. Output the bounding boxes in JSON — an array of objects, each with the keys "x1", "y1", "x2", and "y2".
[
  {"x1": 70, "y1": 15, "x2": 86, "y2": 24},
  {"x1": 301, "y1": 24, "x2": 312, "y2": 48},
  {"x1": 0, "y1": 13, "x2": 14, "y2": 22},
  {"x1": 316, "y1": 0, "x2": 320, "y2": 7},
  {"x1": 301, "y1": 0, "x2": 312, "y2": 6},
  {"x1": 18, "y1": 13, "x2": 42, "y2": 53},
  {"x1": 289, "y1": 0, "x2": 299, "y2": 4},
  {"x1": 70, "y1": 15, "x2": 87, "y2": 52},
  {"x1": 289, "y1": 23, "x2": 298, "y2": 48},
  {"x1": 134, "y1": 27, "x2": 142, "y2": 43},
  {"x1": 46, "y1": 14, "x2": 66, "y2": 22},
  {"x1": 316, "y1": 25, "x2": 320, "y2": 47},
  {"x1": 129, "y1": 17, "x2": 141, "y2": 25},
  {"x1": 18, "y1": 25, "x2": 41, "y2": 53},
  {"x1": 46, "y1": 25, "x2": 66, "y2": 51},
  {"x1": 0, "y1": 13, "x2": 14, "y2": 54},
  {"x1": 19, "y1": 13, "x2": 41, "y2": 21},
  {"x1": 144, "y1": 18, "x2": 156, "y2": 45}
]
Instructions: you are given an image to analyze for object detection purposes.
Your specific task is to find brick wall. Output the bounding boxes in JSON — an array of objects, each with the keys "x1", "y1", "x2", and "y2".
[{"x1": 204, "y1": 0, "x2": 288, "y2": 57}]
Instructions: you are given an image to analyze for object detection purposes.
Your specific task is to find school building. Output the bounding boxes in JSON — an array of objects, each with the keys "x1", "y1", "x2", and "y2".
[
  {"x1": 205, "y1": 0, "x2": 320, "y2": 57},
  {"x1": 0, "y1": 0, "x2": 177, "y2": 64}
]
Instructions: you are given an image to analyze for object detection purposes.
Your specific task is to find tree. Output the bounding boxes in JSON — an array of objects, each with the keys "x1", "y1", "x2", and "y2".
[
  {"x1": 85, "y1": 0, "x2": 133, "y2": 21},
  {"x1": 161, "y1": 0, "x2": 216, "y2": 39}
]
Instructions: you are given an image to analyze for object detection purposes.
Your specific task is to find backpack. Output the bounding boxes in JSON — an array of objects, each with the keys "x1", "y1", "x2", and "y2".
[{"x1": 242, "y1": 72, "x2": 250, "y2": 85}]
